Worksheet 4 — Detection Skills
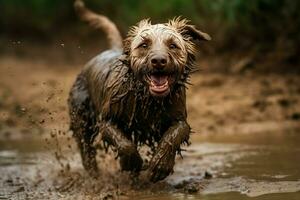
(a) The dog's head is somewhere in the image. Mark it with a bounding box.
[123,17,211,97]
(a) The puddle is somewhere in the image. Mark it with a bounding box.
[0,131,300,199]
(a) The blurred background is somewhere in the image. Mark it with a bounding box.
[0,1,300,199]
[1,0,300,72]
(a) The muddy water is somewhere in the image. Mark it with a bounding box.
[0,130,300,199]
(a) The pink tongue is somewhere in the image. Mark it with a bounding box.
[150,75,168,86]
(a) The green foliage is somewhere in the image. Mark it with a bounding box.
[0,0,299,54]
[0,0,74,36]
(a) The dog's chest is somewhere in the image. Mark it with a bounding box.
[116,94,173,143]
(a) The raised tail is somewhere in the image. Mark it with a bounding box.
[74,0,123,50]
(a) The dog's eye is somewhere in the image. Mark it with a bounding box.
[169,43,178,49]
[139,43,148,49]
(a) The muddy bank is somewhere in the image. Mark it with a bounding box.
[1,56,299,139]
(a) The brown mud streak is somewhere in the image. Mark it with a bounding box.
[70,0,210,182]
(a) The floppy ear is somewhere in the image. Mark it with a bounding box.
[182,24,211,41]
[168,17,211,41]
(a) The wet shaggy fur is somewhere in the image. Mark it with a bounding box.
[69,0,210,182]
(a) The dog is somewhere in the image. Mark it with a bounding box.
[69,0,211,182]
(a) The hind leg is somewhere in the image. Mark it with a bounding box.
[68,74,99,177]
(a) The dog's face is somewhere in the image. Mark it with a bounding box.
[124,18,211,97]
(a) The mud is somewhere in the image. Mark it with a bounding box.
[1,56,300,199]
[1,131,300,199]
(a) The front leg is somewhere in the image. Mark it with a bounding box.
[94,122,143,172]
[147,121,190,182]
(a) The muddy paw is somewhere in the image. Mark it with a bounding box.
[119,145,143,172]
[147,151,175,182]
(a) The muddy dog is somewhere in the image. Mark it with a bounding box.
[69,0,211,182]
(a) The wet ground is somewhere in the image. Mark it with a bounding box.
[0,129,300,200]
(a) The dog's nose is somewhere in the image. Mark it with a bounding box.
[151,56,167,69]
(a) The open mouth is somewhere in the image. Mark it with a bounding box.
[146,73,171,96]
